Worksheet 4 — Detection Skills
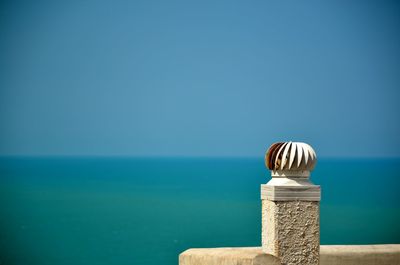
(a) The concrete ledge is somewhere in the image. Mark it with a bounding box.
[321,244,400,265]
[179,247,280,265]
[179,245,400,265]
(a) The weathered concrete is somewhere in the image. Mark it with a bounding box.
[320,244,400,265]
[261,176,320,265]
[179,247,280,265]
[262,200,320,264]
[179,245,400,265]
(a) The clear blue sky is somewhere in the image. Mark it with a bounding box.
[0,0,399,157]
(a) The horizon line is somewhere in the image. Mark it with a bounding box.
[0,154,399,160]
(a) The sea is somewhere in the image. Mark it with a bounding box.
[0,157,399,265]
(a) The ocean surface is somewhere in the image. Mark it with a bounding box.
[0,157,399,265]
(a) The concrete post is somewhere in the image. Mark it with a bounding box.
[261,142,321,265]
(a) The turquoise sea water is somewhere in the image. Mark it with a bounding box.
[0,157,399,265]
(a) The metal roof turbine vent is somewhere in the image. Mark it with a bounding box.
[265,141,317,178]
[262,141,320,201]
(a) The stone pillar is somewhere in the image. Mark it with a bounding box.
[261,142,321,265]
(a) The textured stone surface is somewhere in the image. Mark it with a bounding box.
[262,200,320,265]
[262,199,276,255]
[179,245,400,265]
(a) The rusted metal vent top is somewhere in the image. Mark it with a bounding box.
[265,142,317,171]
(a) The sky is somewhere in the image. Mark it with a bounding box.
[0,0,399,157]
